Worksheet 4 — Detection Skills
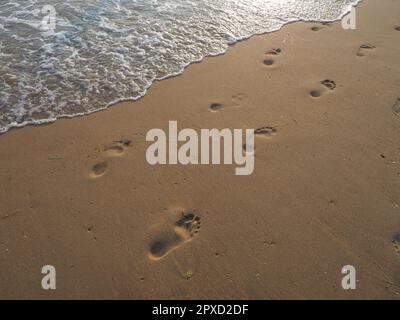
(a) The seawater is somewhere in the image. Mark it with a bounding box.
[0,0,360,133]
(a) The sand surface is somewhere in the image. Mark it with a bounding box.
[1,0,400,299]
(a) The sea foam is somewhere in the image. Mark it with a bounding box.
[0,0,360,133]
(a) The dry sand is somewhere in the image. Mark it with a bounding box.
[0,0,400,299]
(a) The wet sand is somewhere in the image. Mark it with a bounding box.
[0,0,400,299]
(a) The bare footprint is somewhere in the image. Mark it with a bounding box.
[311,22,331,32]
[242,126,277,155]
[357,44,376,57]
[149,211,201,260]
[310,79,336,98]
[103,139,132,157]
[90,162,108,178]
[392,98,400,117]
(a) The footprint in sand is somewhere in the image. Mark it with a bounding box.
[310,22,331,32]
[393,233,400,255]
[265,48,282,56]
[103,139,132,157]
[90,162,108,178]
[242,126,278,154]
[392,98,400,118]
[149,211,201,260]
[89,138,132,178]
[395,26,400,32]
[263,48,282,67]
[310,79,336,98]
[357,44,376,57]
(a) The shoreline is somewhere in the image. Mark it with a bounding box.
[1,0,400,299]
[0,1,362,135]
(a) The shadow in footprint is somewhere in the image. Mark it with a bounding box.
[310,90,323,98]
[395,26,400,31]
[393,233,400,254]
[149,211,201,260]
[90,162,108,178]
[210,103,224,112]
[263,59,274,66]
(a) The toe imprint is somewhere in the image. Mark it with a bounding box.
[265,48,282,56]
[175,211,202,238]
[321,79,336,90]
[360,44,375,49]
[148,211,201,260]
[119,139,133,147]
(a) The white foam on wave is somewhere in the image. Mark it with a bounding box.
[0,0,361,133]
